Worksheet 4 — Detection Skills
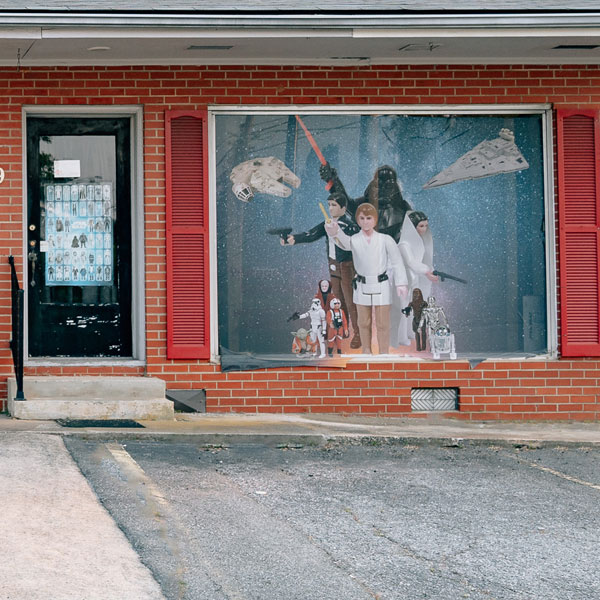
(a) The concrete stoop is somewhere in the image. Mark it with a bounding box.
[7,376,174,421]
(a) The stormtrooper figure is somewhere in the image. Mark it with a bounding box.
[297,297,327,358]
[420,296,457,360]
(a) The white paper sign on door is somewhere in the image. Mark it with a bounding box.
[54,160,81,178]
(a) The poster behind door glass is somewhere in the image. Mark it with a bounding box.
[43,182,113,286]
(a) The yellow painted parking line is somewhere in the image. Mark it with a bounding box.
[526,462,600,492]
[105,442,170,508]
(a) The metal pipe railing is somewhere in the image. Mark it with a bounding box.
[8,256,25,401]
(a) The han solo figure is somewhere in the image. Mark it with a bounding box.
[283,192,361,349]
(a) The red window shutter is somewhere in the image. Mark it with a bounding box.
[557,109,600,356]
[165,110,210,359]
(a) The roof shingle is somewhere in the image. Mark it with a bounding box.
[1,1,599,12]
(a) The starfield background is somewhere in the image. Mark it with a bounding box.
[216,113,546,357]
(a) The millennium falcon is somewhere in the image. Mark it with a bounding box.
[230,156,301,202]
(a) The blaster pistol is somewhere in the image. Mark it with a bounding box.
[267,227,293,244]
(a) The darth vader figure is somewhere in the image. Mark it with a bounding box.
[320,162,412,242]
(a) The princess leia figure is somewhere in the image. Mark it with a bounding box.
[394,210,438,347]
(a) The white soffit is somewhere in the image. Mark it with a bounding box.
[2,13,600,64]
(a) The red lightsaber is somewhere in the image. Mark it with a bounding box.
[295,115,333,191]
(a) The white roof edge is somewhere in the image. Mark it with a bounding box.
[4,12,600,29]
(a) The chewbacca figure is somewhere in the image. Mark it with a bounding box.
[402,288,428,351]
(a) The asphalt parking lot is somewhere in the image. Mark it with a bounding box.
[65,437,600,600]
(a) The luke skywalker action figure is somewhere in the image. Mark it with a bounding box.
[325,203,408,354]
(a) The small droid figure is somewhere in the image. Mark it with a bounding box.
[291,327,318,356]
[289,297,327,358]
[327,297,348,356]
[420,296,457,360]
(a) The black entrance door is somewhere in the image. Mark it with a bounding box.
[27,117,132,357]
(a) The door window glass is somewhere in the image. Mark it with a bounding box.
[27,118,131,357]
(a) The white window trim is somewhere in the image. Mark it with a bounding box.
[208,104,557,363]
[21,105,146,365]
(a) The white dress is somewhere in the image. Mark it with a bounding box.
[395,212,435,345]
[398,212,434,300]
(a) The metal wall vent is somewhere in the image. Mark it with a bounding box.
[187,45,234,51]
[552,45,600,50]
[398,43,441,53]
[166,389,206,413]
[411,388,458,412]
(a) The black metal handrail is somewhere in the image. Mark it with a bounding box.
[8,256,25,401]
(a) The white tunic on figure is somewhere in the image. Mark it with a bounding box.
[332,228,407,306]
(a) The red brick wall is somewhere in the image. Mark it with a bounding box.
[2,64,600,419]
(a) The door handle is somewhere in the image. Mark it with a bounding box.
[28,241,37,287]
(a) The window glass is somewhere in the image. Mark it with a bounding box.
[215,113,547,360]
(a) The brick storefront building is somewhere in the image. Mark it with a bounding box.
[2,3,600,419]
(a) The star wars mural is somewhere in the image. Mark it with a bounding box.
[215,112,547,360]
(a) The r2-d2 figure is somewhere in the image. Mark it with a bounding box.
[420,297,457,360]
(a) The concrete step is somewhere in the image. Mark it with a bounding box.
[7,376,174,421]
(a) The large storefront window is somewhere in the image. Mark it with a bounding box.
[215,110,548,361]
